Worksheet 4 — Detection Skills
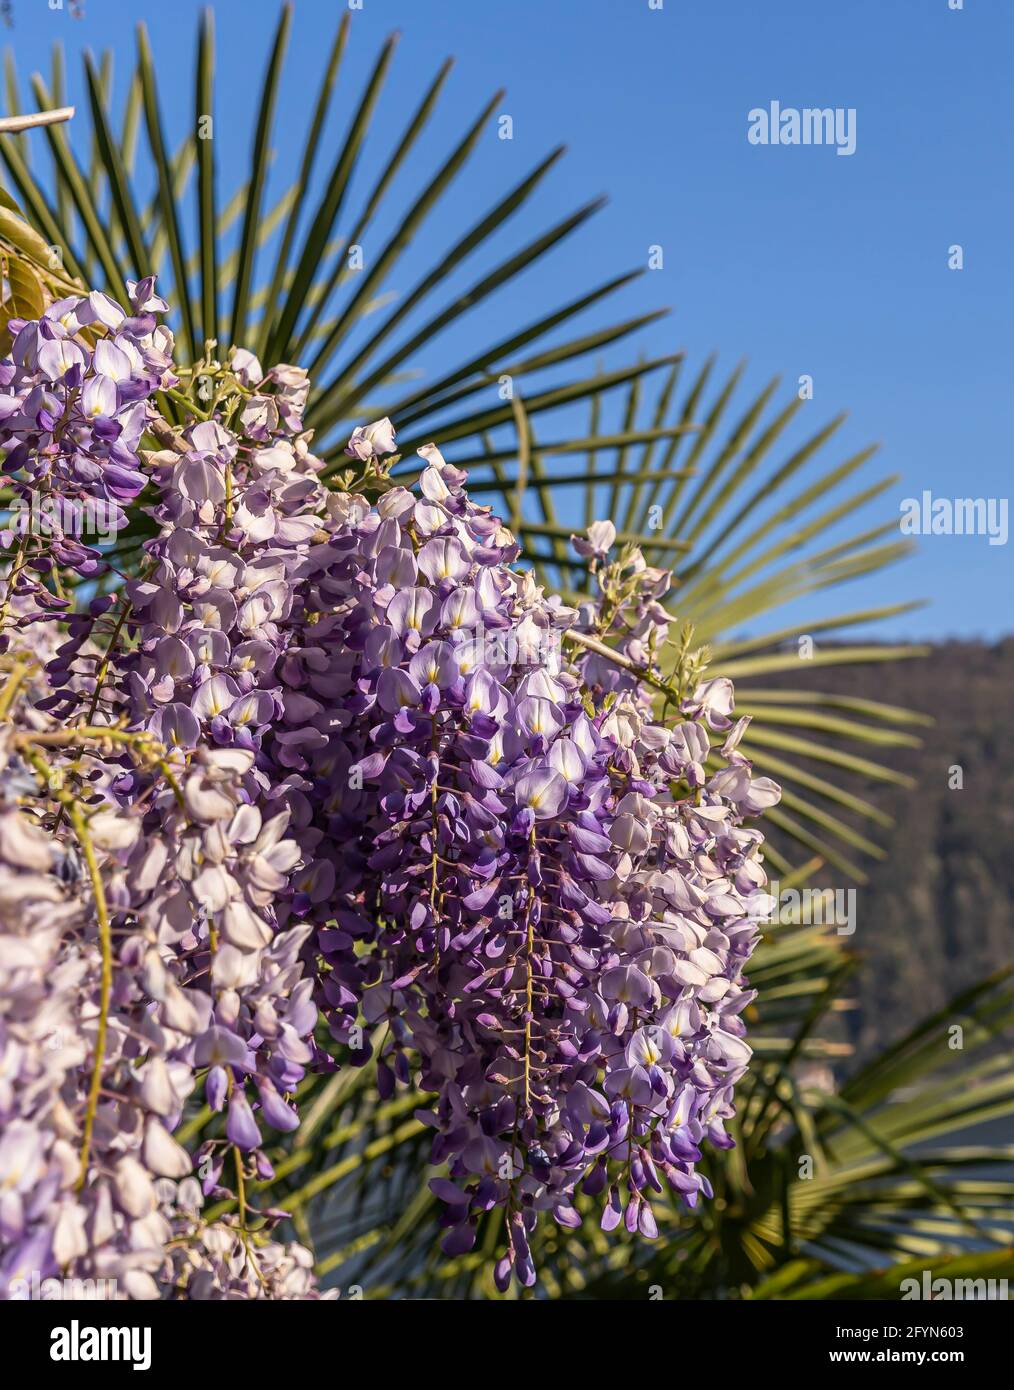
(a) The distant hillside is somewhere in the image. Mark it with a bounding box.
[755,639,1014,1057]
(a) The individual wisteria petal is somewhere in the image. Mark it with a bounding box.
[345,416,396,461]
[571,519,617,558]
[226,1092,261,1151]
[514,767,568,818]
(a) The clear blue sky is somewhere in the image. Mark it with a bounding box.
[5,0,1012,641]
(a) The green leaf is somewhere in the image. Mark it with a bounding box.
[265,31,398,364]
[229,2,290,348]
[255,12,350,358]
[137,21,198,358]
[195,8,218,346]
[28,72,126,296]
[83,53,149,278]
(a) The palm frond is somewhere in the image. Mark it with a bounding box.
[2,8,663,462]
[0,7,956,1303]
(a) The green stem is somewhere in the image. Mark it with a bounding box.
[69,801,113,1190]
[0,658,32,718]
[83,598,133,727]
[165,385,211,420]
[0,529,31,634]
[522,826,536,1113]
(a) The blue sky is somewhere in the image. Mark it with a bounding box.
[5,0,1012,640]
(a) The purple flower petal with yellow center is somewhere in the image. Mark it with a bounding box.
[409,640,458,690]
[515,695,565,742]
[387,586,436,636]
[417,535,469,583]
[149,702,201,749]
[626,1024,675,1068]
[602,964,657,1008]
[514,767,567,819]
[377,667,421,714]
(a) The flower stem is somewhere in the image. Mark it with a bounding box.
[65,798,112,1190]
[522,826,536,1114]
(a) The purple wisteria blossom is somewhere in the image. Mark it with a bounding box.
[0,281,175,632]
[0,282,780,1298]
[270,435,781,1289]
[0,303,333,1298]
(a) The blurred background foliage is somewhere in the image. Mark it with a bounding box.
[1,6,1010,1299]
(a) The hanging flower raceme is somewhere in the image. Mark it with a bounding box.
[0,725,330,1300]
[1,294,332,1299]
[0,279,780,1298]
[282,443,782,1290]
[0,279,176,632]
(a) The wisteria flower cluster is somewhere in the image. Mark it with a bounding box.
[0,281,779,1299]
[0,279,175,626]
[285,462,780,1288]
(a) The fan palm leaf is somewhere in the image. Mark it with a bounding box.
[477,383,930,883]
[1,6,974,1303]
[1,7,667,468]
